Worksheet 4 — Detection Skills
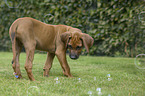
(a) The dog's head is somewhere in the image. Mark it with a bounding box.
[61,31,94,60]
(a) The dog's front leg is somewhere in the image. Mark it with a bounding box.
[43,52,55,77]
[56,51,73,77]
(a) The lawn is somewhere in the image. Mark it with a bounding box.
[0,52,144,96]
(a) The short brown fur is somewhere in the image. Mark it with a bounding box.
[9,17,94,81]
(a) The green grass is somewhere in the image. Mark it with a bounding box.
[0,52,144,96]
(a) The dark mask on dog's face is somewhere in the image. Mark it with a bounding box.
[61,31,94,60]
[67,36,83,60]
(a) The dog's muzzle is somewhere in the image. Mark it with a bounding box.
[69,54,79,60]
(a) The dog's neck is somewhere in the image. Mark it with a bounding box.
[68,27,82,33]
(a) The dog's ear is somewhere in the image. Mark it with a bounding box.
[61,32,71,48]
[81,33,94,53]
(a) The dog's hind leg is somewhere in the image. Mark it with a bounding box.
[43,52,55,77]
[12,38,23,79]
[24,41,36,81]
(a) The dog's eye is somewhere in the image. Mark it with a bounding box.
[68,45,72,49]
[76,46,82,50]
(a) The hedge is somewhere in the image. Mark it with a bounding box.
[0,0,145,57]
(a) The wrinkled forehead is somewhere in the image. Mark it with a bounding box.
[69,39,82,46]
[69,32,83,46]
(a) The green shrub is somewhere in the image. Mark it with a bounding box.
[0,0,145,57]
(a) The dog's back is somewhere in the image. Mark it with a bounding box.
[9,17,57,52]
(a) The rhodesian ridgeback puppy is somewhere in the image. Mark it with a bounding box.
[9,17,94,81]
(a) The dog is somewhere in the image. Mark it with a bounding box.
[9,17,94,81]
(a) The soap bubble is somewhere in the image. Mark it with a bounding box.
[56,80,60,84]
[96,88,102,96]
[15,75,19,78]
[54,77,59,81]
[94,77,96,81]
[4,0,22,8]
[43,14,54,23]
[13,72,19,78]
[107,74,110,78]
[87,91,92,96]
[98,91,102,96]
[78,78,81,82]
[139,12,145,22]
[135,54,145,69]
[107,78,112,81]
[107,74,112,81]
[54,77,60,84]
[96,88,101,92]
[27,86,40,96]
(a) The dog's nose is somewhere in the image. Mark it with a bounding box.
[69,54,79,60]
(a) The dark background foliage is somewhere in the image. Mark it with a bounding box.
[0,0,145,57]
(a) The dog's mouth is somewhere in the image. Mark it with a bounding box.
[69,54,79,60]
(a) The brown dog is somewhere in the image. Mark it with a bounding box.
[9,17,94,81]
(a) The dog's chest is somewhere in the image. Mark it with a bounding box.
[35,36,56,52]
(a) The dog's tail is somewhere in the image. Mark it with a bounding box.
[10,25,18,64]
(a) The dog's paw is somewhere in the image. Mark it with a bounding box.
[43,74,49,77]
[68,75,74,78]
